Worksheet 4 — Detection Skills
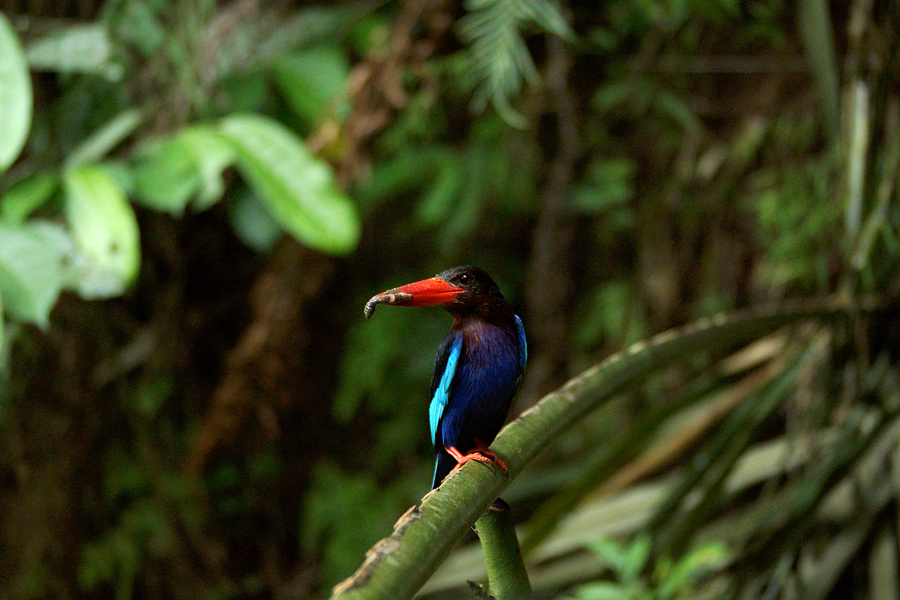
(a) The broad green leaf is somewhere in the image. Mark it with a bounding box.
[219,114,359,255]
[0,14,33,174]
[26,22,122,79]
[30,218,147,303]
[176,126,236,210]
[228,188,282,252]
[272,47,350,124]
[132,137,200,214]
[0,222,64,327]
[96,160,136,195]
[132,126,235,213]
[0,288,4,349]
[0,172,58,224]
[28,220,85,291]
[63,164,141,298]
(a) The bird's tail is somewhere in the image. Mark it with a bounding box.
[432,450,457,489]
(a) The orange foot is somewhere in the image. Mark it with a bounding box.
[447,442,508,476]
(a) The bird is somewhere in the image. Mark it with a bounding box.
[364,266,527,489]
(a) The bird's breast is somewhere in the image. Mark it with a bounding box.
[457,321,521,398]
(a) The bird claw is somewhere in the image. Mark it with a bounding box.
[446,445,509,477]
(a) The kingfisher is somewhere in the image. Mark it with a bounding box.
[364,266,527,488]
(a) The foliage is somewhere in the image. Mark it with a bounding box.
[570,534,727,600]
[219,114,359,255]
[0,13,31,173]
[1,0,899,599]
[303,462,421,585]
[456,0,572,126]
[0,4,359,334]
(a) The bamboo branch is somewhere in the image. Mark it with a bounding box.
[329,298,866,600]
[476,499,531,599]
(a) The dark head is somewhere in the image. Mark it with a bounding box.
[364,265,510,320]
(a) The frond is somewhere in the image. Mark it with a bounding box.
[457,0,571,127]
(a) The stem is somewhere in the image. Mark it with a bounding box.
[329,298,871,600]
[798,0,839,133]
[476,499,531,599]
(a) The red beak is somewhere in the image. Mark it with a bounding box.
[364,277,464,318]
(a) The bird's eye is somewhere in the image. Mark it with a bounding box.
[458,273,473,285]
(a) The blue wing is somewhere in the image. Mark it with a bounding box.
[515,315,527,375]
[430,335,463,445]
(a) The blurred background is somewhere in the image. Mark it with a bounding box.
[0,0,898,598]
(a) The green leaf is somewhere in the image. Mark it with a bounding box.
[657,542,728,597]
[457,0,572,127]
[177,126,236,210]
[228,188,283,252]
[0,172,58,224]
[26,22,122,79]
[66,109,143,168]
[0,222,64,327]
[588,536,630,578]
[28,220,88,293]
[570,581,635,600]
[132,126,236,214]
[0,13,33,174]
[132,137,201,214]
[272,47,350,124]
[622,534,652,583]
[63,164,141,298]
[219,114,359,255]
